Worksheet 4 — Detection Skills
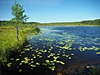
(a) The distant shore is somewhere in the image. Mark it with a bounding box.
[37,24,100,26]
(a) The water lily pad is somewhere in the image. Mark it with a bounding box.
[59,61,65,65]
[24,48,30,51]
[20,51,25,54]
[68,57,71,60]
[38,52,42,54]
[48,51,51,53]
[37,54,40,57]
[19,63,22,65]
[66,55,69,57]
[96,52,100,54]
[45,60,50,64]
[49,66,56,71]
[30,58,33,60]
[30,64,36,67]
[7,63,12,67]
[56,60,60,63]
[57,53,60,55]
[24,57,30,63]
[30,47,33,49]
[33,56,36,58]
[32,54,35,56]
[47,55,51,58]
[39,56,42,58]
[16,58,20,61]
[21,60,25,63]
[42,50,47,52]
[49,48,52,50]
[25,44,31,47]
[53,56,59,60]
[62,54,66,56]
[71,53,74,56]
[10,58,14,61]
[36,62,40,65]
[31,61,34,63]
[53,59,57,62]
[69,48,72,50]
[19,69,22,72]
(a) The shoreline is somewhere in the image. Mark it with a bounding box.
[0,25,40,75]
[38,25,100,27]
[0,40,29,75]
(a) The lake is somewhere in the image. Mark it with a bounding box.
[7,26,100,75]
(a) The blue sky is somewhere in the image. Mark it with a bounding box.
[0,0,100,23]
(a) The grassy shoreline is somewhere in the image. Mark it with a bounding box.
[0,25,38,64]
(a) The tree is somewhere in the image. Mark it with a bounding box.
[11,1,29,41]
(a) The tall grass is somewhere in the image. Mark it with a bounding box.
[0,25,38,64]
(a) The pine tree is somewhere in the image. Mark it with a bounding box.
[11,1,29,41]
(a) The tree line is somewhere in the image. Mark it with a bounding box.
[0,19,100,26]
[0,20,39,26]
[40,19,100,26]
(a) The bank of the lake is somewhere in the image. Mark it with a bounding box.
[0,25,40,63]
[0,25,40,75]
[36,22,100,26]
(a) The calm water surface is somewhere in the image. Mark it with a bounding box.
[7,26,100,75]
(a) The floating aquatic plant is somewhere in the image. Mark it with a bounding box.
[36,62,40,65]
[7,63,12,67]
[49,66,56,71]
[23,48,30,51]
[59,61,65,65]
[96,52,100,54]
[19,69,22,72]
[68,57,71,60]
[10,58,14,61]
[45,60,50,64]
[24,57,30,64]
[16,58,20,61]
[71,53,74,56]
[30,64,36,67]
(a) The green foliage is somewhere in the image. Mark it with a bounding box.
[32,27,40,35]
[80,19,100,25]
[11,1,29,41]
[11,1,29,23]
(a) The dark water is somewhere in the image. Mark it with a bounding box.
[6,26,100,75]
